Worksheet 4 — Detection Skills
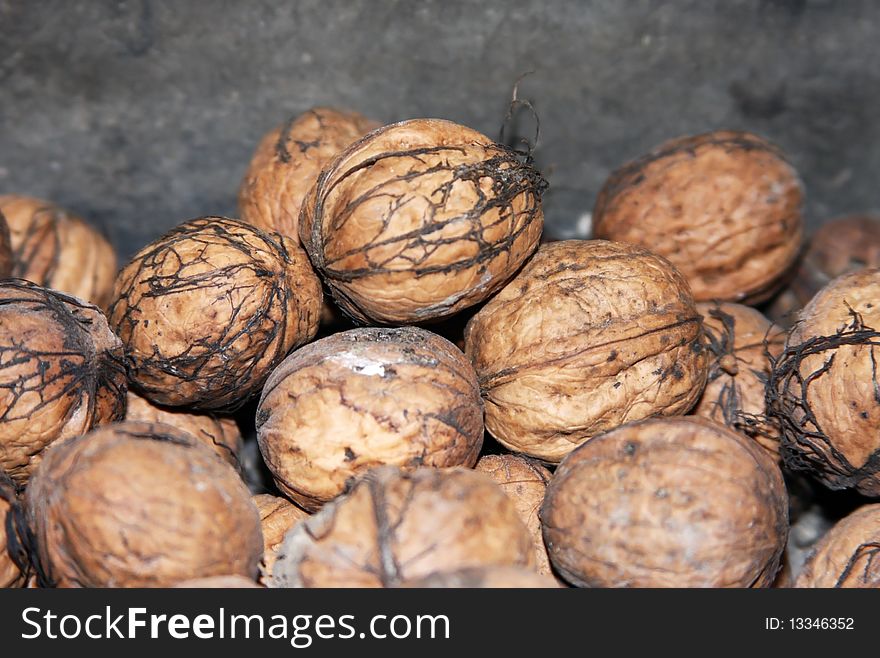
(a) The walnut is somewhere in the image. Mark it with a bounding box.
[0,211,12,278]
[0,195,117,308]
[25,421,263,588]
[692,302,784,454]
[767,269,880,495]
[257,327,483,510]
[0,280,126,484]
[475,454,553,576]
[795,504,880,588]
[400,566,559,588]
[541,417,788,587]
[108,216,321,410]
[593,131,803,303]
[253,493,308,583]
[269,467,535,588]
[125,391,242,467]
[1,470,26,588]
[239,107,379,242]
[464,240,709,462]
[299,118,546,324]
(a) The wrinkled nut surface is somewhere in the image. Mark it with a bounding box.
[239,107,379,242]
[768,269,880,495]
[299,118,546,324]
[0,195,117,308]
[0,211,12,277]
[693,302,784,454]
[542,417,788,588]
[26,421,263,588]
[109,216,321,410]
[593,131,803,303]
[400,566,559,588]
[465,240,709,462]
[795,504,880,588]
[0,280,127,484]
[1,471,25,588]
[254,493,308,583]
[125,391,242,467]
[257,327,483,509]
[269,466,535,588]
[174,575,261,588]
[475,454,553,576]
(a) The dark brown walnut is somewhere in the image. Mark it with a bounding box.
[0,211,12,278]
[25,421,263,588]
[108,216,321,410]
[0,279,126,484]
[767,269,880,496]
[593,131,803,303]
[542,417,788,588]
[299,118,546,324]
[257,327,483,509]
[475,454,553,576]
[464,240,709,462]
[269,466,535,588]
[125,391,242,467]
[400,566,559,588]
[0,195,117,308]
[1,471,26,588]
[692,302,784,454]
[253,493,308,583]
[795,504,880,588]
[239,107,380,242]
[174,575,261,588]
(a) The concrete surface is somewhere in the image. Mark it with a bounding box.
[1,0,879,257]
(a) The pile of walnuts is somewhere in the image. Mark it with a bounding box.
[3,109,879,590]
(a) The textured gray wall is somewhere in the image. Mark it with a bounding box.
[1,0,879,258]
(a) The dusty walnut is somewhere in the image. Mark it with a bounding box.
[257,327,483,509]
[299,118,546,324]
[542,417,788,587]
[795,504,880,588]
[108,216,321,410]
[692,302,784,454]
[400,566,559,588]
[239,107,379,242]
[25,421,263,588]
[0,280,126,484]
[768,269,880,495]
[593,131,803,303]
[475,454,553,576]
[125,391,242,467]
[464,240,709,462]
[269,466,535,588]
[253,493,308,583]
[0,195,117,308]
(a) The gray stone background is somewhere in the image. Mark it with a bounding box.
[1,0,878,258]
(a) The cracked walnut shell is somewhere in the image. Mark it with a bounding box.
[299,118,546,324]
[0,280,126,484]
[108,216,321,410]
[239,107,380,242]
[464,240,709,462]
[593,131,803,303]
[257,327,483,510]
[268,466,535,588]
[25,421,262,588]
[541,417,788,587]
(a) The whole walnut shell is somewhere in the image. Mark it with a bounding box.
[692,302,784,454]
[253,493,308,583]
[239,107,380,242]
[269,466,535,588]
[0,195,117,308]
[768,269,880,495]
[125,391,242,467]
[464,240,709,462]
[1,471,25,588]
[542,417,788,588]
[0,211,12,278]
[299,118,546,324]
[795,504,880,588]
[475,454,553,576]
[108,216,321,410]
[400,566,559,588]
[593,131,803,303]
[25,421,263,588]
[0,280,126,484]
[257,327,483,509]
